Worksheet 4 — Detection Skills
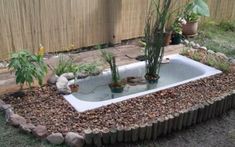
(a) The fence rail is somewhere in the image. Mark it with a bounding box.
[0,0,235,59]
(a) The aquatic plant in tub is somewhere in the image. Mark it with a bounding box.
[144,0,172,84]
[101,50,126,93]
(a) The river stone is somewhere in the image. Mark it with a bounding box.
[47,74,58,84]
[33,125,48,138]
[20,123,36,133]
[65,132,85,147]
[189,41,196,47]
[56,76,71,94]
[199,46,207,51]
[0,99,5,108]
[9,114,27,127]
[193,43,200,49]
[208,50,215,55]
[5,108,14,122]
[47,133,64,145]
[183,39,189,45]
[216,52,228,60]
[61,72,75,80]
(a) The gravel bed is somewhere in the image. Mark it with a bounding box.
[1,72,235,135]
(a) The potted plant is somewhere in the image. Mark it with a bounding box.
[101,50,125,93]
[182,0,210,36]
[171,17,185,44]
[144,0,172,84]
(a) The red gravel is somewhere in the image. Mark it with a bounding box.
[1,72,235,135]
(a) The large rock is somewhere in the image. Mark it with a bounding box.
[32,125,48,138]
[56,76,71,94]
[5,108,14,122]
[61,73,75,80]
[47,133,64,145]
[47,74,58,84]
[65,132,85,147]
[215,52,228,60]
[20,123,36,133]
[9,114,26,127]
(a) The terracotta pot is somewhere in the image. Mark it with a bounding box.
[69,84,79,93]
[164,31,172,46]
[182,21,198,36]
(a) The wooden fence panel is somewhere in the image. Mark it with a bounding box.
[0,0,234,59]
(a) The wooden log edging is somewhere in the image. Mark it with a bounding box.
[84,91,235,146]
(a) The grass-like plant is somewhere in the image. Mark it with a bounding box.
[144,0,172,83]
[8,50,47,89]
[100,50,121,85]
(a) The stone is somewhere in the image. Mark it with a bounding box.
[47,74,58,84]
[9,114,27,127]
[183,39,189,45]
[1,104,11,110]
[228,129,235,141]
[189,41,196,47]
[20,123,36,133]
[47,133,64,145]
[61,72,75,80]
[207,50,215,55]
[0,62,5,68]
[65,132,85,147]
[32,125,48,138]
[216,52,228,60]
[56,76,71,94]
[5,108,14,122]
[230,59,235,65]
[0,100,6,110]
[199,46,207,51]
[193,43,200,49]
[77,73,88,79]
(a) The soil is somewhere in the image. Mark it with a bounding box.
[1,72,235,135]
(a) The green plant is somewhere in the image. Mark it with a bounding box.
[53,55,78,76]
[100,50,121,84]
[183,0,210,22]
[144,0,172,82]
[8,50,47,89]
[206,55,230,72]
[218,21,235,32]
[191,51,201,61]
[77,62,100,75]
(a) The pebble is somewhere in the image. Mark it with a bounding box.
[189,41,196,47]
[193,43,200,49]
[47,133,64,145]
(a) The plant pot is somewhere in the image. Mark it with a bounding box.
[164,31,172,46]
[171,33,182,44]
[144,73,160,84]
[109,83,125,93]
[69,84,79,93]
[182,21,198,36]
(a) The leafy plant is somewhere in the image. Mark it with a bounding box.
[77,62,100,75]
[100,50,121,84]
[144,0,172,82]
[8,50,47,89]
[218,21,235,32]
[53,55,78,76]
[183,0,210,22]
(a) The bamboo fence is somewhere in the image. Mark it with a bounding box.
[0,0,234,59]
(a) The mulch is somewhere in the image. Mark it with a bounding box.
[1,72,235,135]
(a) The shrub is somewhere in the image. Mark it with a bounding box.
[8,50,47,89]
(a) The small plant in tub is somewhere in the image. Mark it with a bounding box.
[101,50,125,93]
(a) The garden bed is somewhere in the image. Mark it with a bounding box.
[1,70,235,139]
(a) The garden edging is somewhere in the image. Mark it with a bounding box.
[0,90,235,147]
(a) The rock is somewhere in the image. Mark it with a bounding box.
[5,108,14,122]
[230,59,235,65]
[183,39,189,45]
[47,74,58,84]
[228,129,235,141]
[20,123,36,133]
[61,73,75,80]
[189,41,196,47]
[0,62,5,68]
[199,46,207,51]
[65,132,85,147]
[193,43,200,49]
[33,125,48,138]
[56,76,71,94]
[207,50,215,55]
[1,104,11,110]
[215,52,228,60]
[0,100,6,109]
[77,73,88,79]
[47,133,64,145]
[9,114,27,127]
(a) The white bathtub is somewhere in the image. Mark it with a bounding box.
[64,54,221,112]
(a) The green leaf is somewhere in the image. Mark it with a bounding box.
[192,0,210,17]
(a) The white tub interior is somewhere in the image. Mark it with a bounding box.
[64,54,221,112]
